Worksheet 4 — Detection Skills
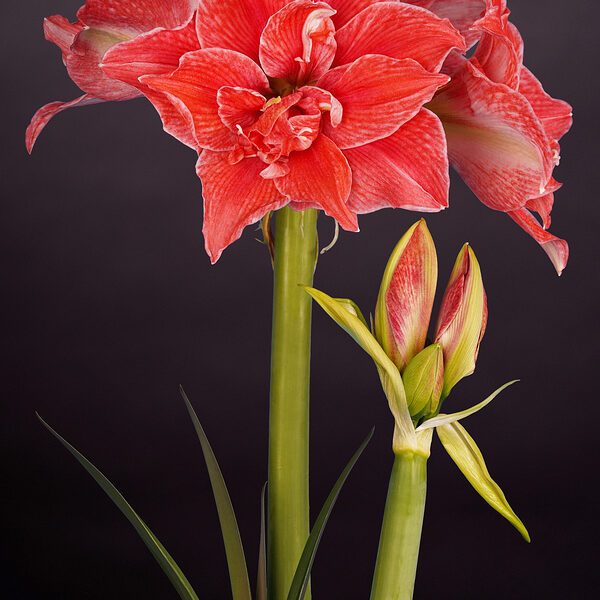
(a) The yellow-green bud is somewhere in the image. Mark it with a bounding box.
[403,343,444,419]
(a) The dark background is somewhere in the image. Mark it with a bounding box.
[2,1,599,598]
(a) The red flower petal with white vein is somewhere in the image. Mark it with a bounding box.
[319,55,448,149]
[508,208,569,276]
[326,0,376,28]
[196,0,288,62]
[26,95,104,154]
[259,0,337,86]
[77,0,197,35]
[274,135,358,231]
[334,2,465,72]
[431,59,554,212]
[198,151,287,263]
[344,108,449,213]
[518,67,573,143]
[141,49,271,151]
[100,16,201,148]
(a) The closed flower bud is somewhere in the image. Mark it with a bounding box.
[403,344,444,419]
[434,244,487,397]
[375,220,438,372]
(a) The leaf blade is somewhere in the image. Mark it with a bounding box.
[180,388,252,600]
[256,483,268,600]
[286,428,375,600]
[416,380,519,431]
[37,414,200,600]
[437,421,530,542]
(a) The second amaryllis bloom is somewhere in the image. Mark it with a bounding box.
[421,0,573,274]
[26,0,200,152]
[100,0,465,262]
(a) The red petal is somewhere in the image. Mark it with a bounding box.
[318,55,448,149]
[77,0,197,35]
[141,49,270,151]
[259,0,337,85]
[525,191,555,230]
[44,15,83,58]
[518,67,573,143]
[198,152,287,263]
[472,21,523,89]
[407,0,487,48]
[274,135,358,231]
[344,108,449,213]
[217,87,267,131]
[431,59,554,212]
[26,95,103,154]
[334,2,465,72]
[100,16,201,148]
[325,0,377,28]
[507,208,569,276]
[196,0,288,62]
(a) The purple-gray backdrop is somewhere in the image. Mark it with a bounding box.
[2,1,599,598]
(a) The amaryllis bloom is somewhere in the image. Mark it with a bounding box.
[422,0,573,274]
[26,0,200,153]
[103,0,466,262]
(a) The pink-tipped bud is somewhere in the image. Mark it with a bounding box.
[375,220,438,372]
[434,244,487,397]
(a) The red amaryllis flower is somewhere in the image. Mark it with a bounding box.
[103,0,465,262]
[421,0,573,274]
[26,0,200,153]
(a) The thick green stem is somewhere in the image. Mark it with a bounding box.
[370,452,428,600]
[268,207,318,600]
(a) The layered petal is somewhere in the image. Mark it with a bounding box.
[326,0,377,28]
[375,220,438,372]
[77,0,197,35]
[518,67,573,143]
[100,16,201,148]
[26,95,104,154]
[434,244,487,397]
[259,0,337,86]
[430,59,554,212]
[344,108,449,213]
[319,54,448,149]
[44,14,83,58]
[196,0,288,62]
[472,20,523,89]
[198,151,287,263]
[407,0,487,48]
[274,135,358,231]
[507,208,569,276]
[141,49,271,151]
[334,2,465,72]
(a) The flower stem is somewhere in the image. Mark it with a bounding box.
[370,451,428,600]
[268,206,318,600]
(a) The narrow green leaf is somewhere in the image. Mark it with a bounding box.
[180,387,252,600]
[416,380,519,432]
[437,421,530,542]
[286,428,375,600]
[256,483,268,600]
[36,414,199,600]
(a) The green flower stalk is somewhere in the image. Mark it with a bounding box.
[268,207,318,600]
[306,220,529,600]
